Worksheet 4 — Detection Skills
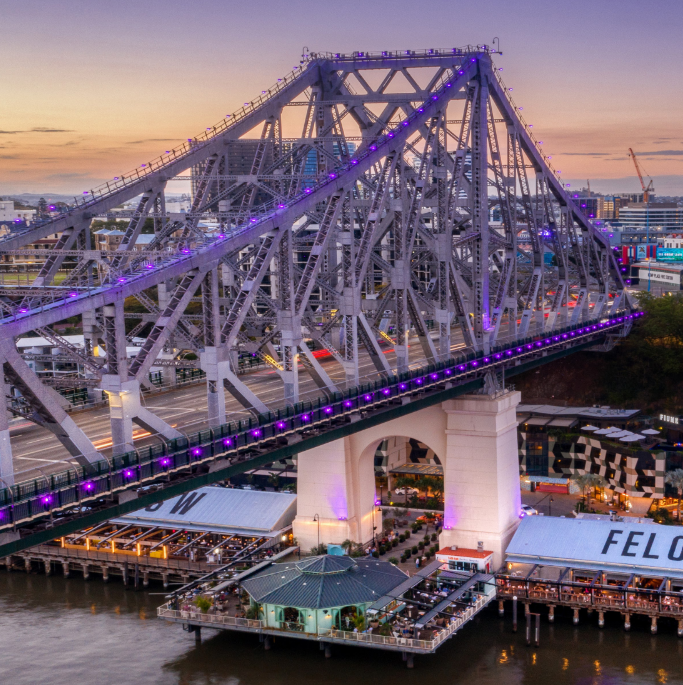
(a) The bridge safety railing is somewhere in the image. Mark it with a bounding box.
[310,45,495,61]
[0,311,641,530]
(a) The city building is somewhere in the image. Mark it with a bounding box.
[617,203,683,232]
[241,555,407,633]
[517,404,666,511]
[573,195,604,220]
[94,229,155,251]
[498,516,683,635]
[11,486,297,587]
[661,234,683,249]
[0,200,36,223]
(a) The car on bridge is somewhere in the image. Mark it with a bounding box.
[520,504,538,517]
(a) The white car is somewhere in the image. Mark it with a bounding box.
[395,487,419,496]
[521,504,538,517]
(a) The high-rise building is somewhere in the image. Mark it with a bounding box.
[617,203,683,231]
[571,194,604,220]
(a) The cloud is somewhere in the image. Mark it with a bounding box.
[126,138,178,145]
[638,149,683,156]
[0,127,74,135]
[30,127,74,133]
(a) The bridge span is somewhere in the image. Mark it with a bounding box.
[0,45,634,556]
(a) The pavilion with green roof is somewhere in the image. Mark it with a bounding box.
[241,555,407,634]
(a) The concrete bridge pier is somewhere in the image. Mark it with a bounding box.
[548,606,555,623]
[598,611,605,628]
[102,566,109,583]
[677,619,683,637]
[292,390,522,569]
[44,560,51,576]
[651,616,658,634]
[62,561,70,579]
[24,558,31,573]
[438,391,522,566]
[81,564,90,580]
[100,377,182,456]
[624,614,631,631]
[573,608,580,625]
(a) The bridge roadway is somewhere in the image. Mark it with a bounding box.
[0,312,639,558]
[9,333,469,480]
[8,312,569,478]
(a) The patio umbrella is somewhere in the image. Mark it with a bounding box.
[581,425,599,431]
[606,431,632,439]
[641,429,661,435]
[594,428,617,434]
[621,434,646,442]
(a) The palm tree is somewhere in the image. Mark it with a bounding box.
[666,469,683,523]
[394,476,416,507]
[431,476,444,503]
[341,539,355,555]
[572,473,607,508]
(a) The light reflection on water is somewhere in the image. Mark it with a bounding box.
[1,571,682,685]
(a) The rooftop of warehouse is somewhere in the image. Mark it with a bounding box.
[112,486,297,537]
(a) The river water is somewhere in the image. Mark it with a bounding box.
[1,571,682,685]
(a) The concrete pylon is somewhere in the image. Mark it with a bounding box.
[439,391,522,568]
[293,390,522,567]
[100,376,182,455]
[200,347,228,428]
[0,377,13,486]
[292,436,375,550]
[199,349,268,420]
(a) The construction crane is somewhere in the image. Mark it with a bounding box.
[628,148,655,202]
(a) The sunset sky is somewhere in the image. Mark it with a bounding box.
[1,0,681,196]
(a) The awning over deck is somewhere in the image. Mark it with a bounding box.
[366,560,442,614]
[112,486,297,537]
[389,464,443,476]
[506,516,683,580]
[415,573,494,627]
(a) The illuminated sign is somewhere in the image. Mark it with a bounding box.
[638,269,681,285]
[660,414,681,426]
[657,248,683,262]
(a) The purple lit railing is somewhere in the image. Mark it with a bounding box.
[0,310,640,529]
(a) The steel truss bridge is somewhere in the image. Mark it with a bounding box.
[0,46,633,555]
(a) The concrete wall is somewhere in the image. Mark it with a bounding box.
[293,391,522,568]
[439,391,522,568]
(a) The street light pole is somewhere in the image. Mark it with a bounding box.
[313,513,320,553]
[549,496,554,517]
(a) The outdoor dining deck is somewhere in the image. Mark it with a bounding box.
[497,569,683,635]
[158,592,494,654]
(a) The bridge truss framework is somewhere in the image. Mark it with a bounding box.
[0,46,628,487]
